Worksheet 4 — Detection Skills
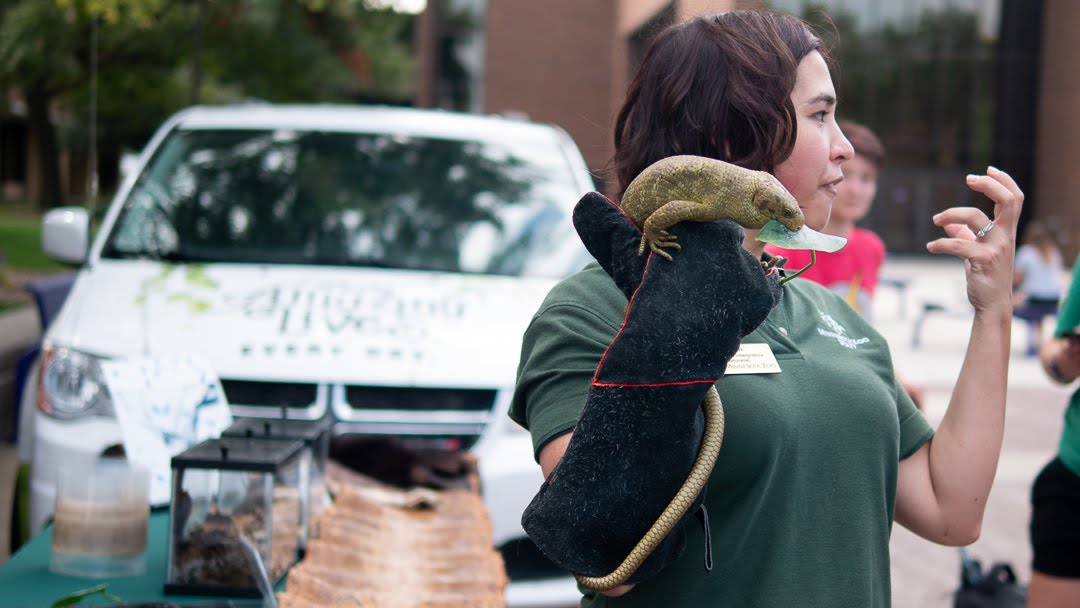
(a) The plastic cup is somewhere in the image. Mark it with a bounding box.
[50,459,150,578]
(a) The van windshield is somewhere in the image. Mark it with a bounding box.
[101,128,589,277]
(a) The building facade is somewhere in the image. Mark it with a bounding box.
[482,0,750,192]
[436,0,1080,257]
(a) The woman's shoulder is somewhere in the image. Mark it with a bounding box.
[534,262,626,323]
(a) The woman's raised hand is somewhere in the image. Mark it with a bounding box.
[926,166,1024,316]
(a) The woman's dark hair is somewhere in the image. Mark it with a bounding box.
[612,10,827,199]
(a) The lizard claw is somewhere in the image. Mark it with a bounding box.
[648,244,673,260]
[639,230,681,261]
[649,242,676,262]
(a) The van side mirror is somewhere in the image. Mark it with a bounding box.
[42,206,90,265]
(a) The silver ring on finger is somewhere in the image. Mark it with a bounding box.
[975,220,995,238]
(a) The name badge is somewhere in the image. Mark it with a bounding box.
[725,343,782,375]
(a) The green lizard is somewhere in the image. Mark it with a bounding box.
[620,154,804,262]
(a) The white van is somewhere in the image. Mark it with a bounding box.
[19,104,590,605]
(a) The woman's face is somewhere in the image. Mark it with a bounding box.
[772,51,853,231]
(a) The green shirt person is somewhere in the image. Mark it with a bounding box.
[511,8,1023,606]
[1029,257,1080,606]
[511,262,932,606]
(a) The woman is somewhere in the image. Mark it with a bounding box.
[1013,219,1064,356]
[509,9,1021,606]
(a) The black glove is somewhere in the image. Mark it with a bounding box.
[521,192,782,584]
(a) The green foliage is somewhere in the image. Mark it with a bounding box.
[0,1,82,92]
[49,582,122,607]
[351,6,418,101]
[801,3,996,170]
[55,0,169,26]
[756,219,846,253]
[199,0,357,103]
[0,0,419,206]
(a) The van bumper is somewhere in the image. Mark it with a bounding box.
[506,578,581,607]
[478,432,580,607]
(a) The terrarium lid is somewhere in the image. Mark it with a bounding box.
[221,416,332,445]
[171,437,305,471]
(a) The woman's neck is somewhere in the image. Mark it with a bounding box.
[742,229,766,258]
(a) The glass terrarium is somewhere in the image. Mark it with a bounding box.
[165,437,304,597]
[221,416,333,549]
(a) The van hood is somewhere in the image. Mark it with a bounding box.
[50,260,562,387]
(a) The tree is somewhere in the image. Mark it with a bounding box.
[0,0,417,208]
[802,3,994,169]
[797,3,997,253]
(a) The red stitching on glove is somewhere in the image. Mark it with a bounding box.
[592,250,656,383]
[592,378,719,389]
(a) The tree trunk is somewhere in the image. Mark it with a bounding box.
[26,83,65,209]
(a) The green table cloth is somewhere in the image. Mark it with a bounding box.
[0,509,279,606]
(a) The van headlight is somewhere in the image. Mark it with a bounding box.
[36,346,114,419]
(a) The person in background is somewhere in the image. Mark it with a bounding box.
[510,8,1022,606]
[766,119,925,407]
[1013,219,1065,357]
[1029,256,1080,607]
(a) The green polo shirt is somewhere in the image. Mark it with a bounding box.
[510,262,933,607]
[1053,260,1080,477]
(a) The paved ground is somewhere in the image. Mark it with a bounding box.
[0,254,1069,601]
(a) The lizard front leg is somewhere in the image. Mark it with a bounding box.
[639,200,726,261]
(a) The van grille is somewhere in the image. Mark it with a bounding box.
[343,386,496,412]
[217,381,496,439]
[334,385,497,442]
[220,379,319,407]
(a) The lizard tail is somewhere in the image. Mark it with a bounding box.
[575,386,724,591]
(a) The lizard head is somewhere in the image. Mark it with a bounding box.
[753,172,804,231]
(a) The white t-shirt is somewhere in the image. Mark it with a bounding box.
[1015,244,1063,300]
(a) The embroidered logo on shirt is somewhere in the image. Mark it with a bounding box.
[816,309,870,349]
